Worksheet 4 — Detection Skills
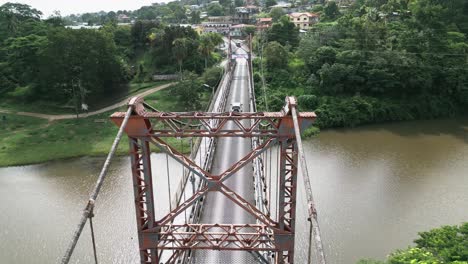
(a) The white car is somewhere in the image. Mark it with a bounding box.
[231,102,243,112]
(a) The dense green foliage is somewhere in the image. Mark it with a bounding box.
[0,3,126,108]
[267,16,300,48]
[254,0,468,129]
[0,2,224,112]
[357,222,468,264]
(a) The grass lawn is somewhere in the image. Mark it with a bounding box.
[0,81,170,115]
[145,86,211,112]
[129,81,171,94]
[0,86,206,167]
[0,99,76,115]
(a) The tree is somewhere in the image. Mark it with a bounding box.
[206,32,223,47]
[358,223,468,264]
[39,28,126,103]
[323,1,341,20]
[235,0,244,7]
[269,7,284,22]
[264,41,288,69]
[167,2,187,23]
[3,34,48,99]
[207,3,224,16]
[0,3,42,20]
[243,25,257,37]
[131,20,160,49]
[202,66,223,87]
[388,248,442,264]
[172,72,202,110]
[266,0,277,8]
[199,34,216,68]
[173,38,189,74]
[267,16,299,48]
[0,3,42,39]
[298,95,319,110]
[45,11,64,27]
[190,10,201,24]
[414,223,468,262]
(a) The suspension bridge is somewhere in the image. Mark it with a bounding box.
[61,37,326,264]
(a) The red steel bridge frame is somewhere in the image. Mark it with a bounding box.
[111,96,316,264]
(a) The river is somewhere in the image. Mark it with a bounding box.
[1,118,467,263]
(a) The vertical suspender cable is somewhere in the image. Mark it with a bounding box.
[181,140,187,223]
[89,209,98,264]
[275,146,279,221]
[166,153,172,211]
[290,105,326,264]
[190,138,195,195]
[61,106,133,264]
[268,147,272,215]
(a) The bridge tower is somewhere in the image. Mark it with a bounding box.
[111,96,316,264]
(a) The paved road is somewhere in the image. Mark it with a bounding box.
[0,83,174,121]
[193,50,258,263]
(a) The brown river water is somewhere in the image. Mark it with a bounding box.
[1,118,467,263]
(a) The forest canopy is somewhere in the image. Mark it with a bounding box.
[254,0,468,128]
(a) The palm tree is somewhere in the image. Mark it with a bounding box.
[172,38,188,75]
[198,35,215,69]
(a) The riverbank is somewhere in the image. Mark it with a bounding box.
[0,86,210,167]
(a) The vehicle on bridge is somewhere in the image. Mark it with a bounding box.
[231,102,243,112]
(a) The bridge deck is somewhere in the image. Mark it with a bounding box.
[193,57,257,263]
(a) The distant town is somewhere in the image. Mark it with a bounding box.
[63,0,347,36]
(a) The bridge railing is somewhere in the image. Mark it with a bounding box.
[247,35,327,264]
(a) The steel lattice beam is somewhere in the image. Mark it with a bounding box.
[111,111,316,138]
[142,224,292,251]
[128,138,158,264]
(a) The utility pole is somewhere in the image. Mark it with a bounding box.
[228,35,232,70]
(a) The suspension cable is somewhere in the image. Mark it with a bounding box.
[290,105,327,264]
[61,106,133,264]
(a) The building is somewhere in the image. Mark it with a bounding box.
[207,16,232,23]
[230,24,247,37]
[270,2,292,12]
[201,16,232,35]
[233,8,251,24]
[256,17,272,31]
[117,14,131,23]
[288,12,320,30]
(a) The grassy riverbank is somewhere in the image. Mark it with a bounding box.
[0,81,169,115]
[0,87,210,167]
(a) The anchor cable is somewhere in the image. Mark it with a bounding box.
[61,106,133,264]
[291,105,327,264]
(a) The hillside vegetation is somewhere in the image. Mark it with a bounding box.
[0,2,224,113]
[254,0,468,128]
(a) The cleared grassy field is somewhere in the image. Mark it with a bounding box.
[0,86,208,167]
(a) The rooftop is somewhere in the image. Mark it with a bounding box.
[289,12,320,18]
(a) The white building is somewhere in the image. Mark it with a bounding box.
[288,12,320,30]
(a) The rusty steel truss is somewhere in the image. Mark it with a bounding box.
[111,96,316,264]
